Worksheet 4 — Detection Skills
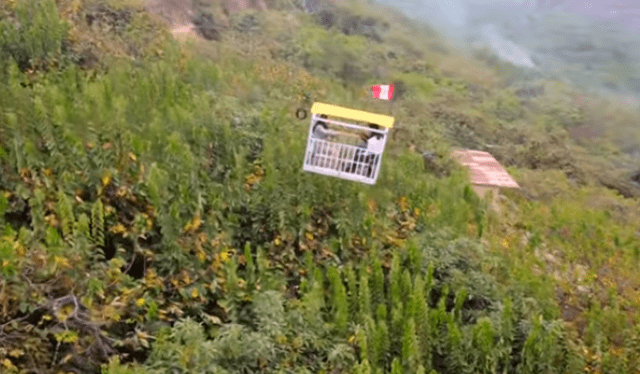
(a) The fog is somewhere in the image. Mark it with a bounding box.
[374,0,640,105]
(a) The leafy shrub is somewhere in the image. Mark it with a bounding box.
[193,12,220,41]
[84,3,132,35]
[389,72,436,99]
[232,12,261,34]
[0,0,70,71]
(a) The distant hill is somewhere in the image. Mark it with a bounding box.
[374,0,640,106]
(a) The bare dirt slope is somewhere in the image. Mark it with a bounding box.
[170,24,197,40]
[145,0,268,37]
[145,0,194,28]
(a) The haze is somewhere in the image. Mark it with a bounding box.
[373,0,640,105]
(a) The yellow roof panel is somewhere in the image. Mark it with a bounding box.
[310,102,395,128]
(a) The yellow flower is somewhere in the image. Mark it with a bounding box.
[56,304,74,322]
[220,251,229,262]
[8,349,24,358]
[3,358,14,369]
[398,196,408,212]
[101,172,111,186]
[184,215,202,233]
[609,346,624,357]
[110,224,126,235]
[54,256,71,269]
[501,238,509,248]
[197,251,206,262]
[191,288,199,298]
[305,232,314,241]
[136,298,145,307]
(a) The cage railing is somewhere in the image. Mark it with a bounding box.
[303,113,389,184]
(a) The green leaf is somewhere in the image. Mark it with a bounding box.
[19,302,30,314]
[147,301,159,320]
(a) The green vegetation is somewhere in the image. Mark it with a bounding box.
[1,0,640,373]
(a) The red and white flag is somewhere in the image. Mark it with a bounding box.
[372,84,394,100]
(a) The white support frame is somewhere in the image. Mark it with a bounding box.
[303,114,389,185]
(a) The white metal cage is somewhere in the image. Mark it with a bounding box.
[303,113,390,185]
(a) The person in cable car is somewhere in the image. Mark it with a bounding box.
[350,124,383,177]
[364,124,384,153]
[310,114,332,167]
[312,115,330,139]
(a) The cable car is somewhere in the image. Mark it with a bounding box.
[303,102,394,185]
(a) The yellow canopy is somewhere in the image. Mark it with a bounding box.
[310,102,395,129]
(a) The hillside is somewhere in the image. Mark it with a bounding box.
[1,0,640,373]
